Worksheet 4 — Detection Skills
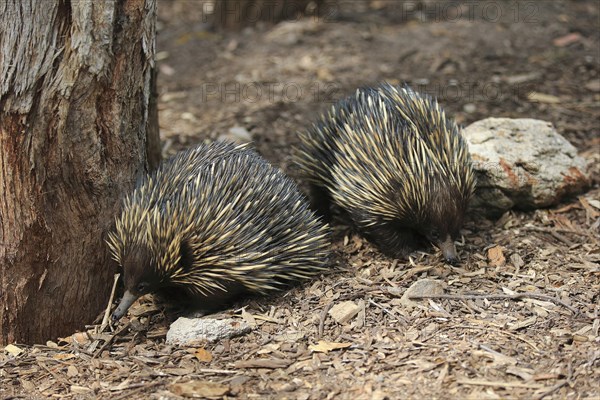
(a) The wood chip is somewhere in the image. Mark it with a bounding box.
[4,344,24,356]
[328,301,360,324]
[527,92,561,104]
[234,358,293,369]
[194,348,213,363]
[553,32,582,47]
[508,316,537,331]
[457,379,544,389]
[509,253,525,268]
[67,365,79,377]
[487,246,506,267]
[70,385,92,394]
[170,381,230,398]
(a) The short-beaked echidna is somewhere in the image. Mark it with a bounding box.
[295,83,475,263]
[108,141,330,320]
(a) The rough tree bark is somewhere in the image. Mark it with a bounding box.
[0,0,160,344]
[212,0,322,30]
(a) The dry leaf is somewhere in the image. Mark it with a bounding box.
[70,385,91,394]
[4,344,23,357]
[129,303,160,317]
[241,309,257,327]
[579,197,600,218]
[20,379,35,391]
[252,314,281,323]
[194,348,213,363]
[170,381,229,398]
[309,340,352,354]
[506,366,534,381]
[71,332,91,345]
[586,199,600,210]
[52,353,77,361]
[487,246,506,267]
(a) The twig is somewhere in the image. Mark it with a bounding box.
[99,273,121,333]
[421,324,541,352]
[318,301,335,338]
[92,321,131,358]
[457,379,543,389]
[112,382,163,400]
[368,299,407,324]
[524,226,589,237]
[533,380,568,400]
[37,360,72,390]
[110,381,163,392]
[408,293,578,314]
[317,288,379,338]
[198,368,239,375]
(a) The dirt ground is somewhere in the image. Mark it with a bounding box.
[2,1,599,399]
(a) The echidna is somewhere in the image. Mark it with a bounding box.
[108,141,330,320]
[295,83,475,263]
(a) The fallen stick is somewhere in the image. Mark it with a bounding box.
[99,273,121,333]
[408,292,578,314]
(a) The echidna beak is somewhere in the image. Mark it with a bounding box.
[112,290,139,321]
[439,236,459,265]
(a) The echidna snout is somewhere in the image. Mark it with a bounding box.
[112,244,157,320]
[112,290,138,320]
[438,236,459,265]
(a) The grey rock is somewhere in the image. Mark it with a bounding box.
[399,279,445,309]
[463,118,590,218]
[166,317,252,345]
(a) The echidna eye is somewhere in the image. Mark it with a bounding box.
[137,282,149,294]
[427,231,440,242]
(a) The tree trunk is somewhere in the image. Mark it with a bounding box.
[212,0,321,30]
[0,0,160,345]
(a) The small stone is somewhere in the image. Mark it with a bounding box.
[166,317,252,345]
[156,51,169,61]
[585,79,600,92]
[463,103,476,113]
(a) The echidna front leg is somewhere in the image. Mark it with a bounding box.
[360,222,421,259]
[309,183,332,221]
